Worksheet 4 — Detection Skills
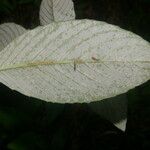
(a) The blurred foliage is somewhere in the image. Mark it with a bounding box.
[0,0,150,150]
[0,0,41,13]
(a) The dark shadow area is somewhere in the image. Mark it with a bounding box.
[0,0,150,149]
[89,94,127,124]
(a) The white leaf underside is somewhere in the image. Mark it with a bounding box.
[0,23,26,51]
[0,19,149,103]
[40,0,76,25]
[115,119,127,131]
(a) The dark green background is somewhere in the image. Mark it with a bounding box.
[0,0,150,150]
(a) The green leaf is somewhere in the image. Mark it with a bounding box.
[7,133,50,150]
[0,0,14,13]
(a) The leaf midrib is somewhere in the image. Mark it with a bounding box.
[0,59,149,72]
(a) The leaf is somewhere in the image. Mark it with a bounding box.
[0,19,149,103]
[40,0,76,25]
[115,119,127,131]
[0,23,26,51]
